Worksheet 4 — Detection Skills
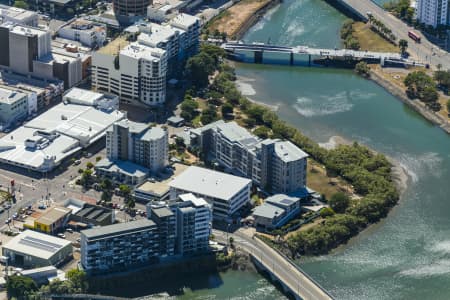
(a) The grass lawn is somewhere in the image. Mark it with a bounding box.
[353,22,398,53]
[306,159,352,201]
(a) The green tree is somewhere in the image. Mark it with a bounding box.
[7,275,37,299]
[355,61,370,77]
[180,95,199,121]
[399,39,408,55]
[253,126,271,139]
[221,102,233,116]
[328,192,350,213]
[320,207,335,218]
[86,162,94,169]
[185,53,215,87]
[13,0,29,9]
[200,104,218,125]
[66,269,88,293]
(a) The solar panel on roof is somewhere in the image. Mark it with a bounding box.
[19,239,58,253]
[24,236,63,249]
[280,199,294,205]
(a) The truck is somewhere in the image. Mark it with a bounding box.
[408,31,421,43]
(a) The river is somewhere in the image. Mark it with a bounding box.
[233,0,450,299]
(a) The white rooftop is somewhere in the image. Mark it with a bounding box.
[3,230,71,260]
[138,23,181,48]
[169,166,251,201]
[179,193,208,207]
[121,42,166,61]
[170,13,199,29]
[0,92,125,171]
[0,87,27,104]
[275,140,309,162]
[5,23,48,36]
[63,88,104,105]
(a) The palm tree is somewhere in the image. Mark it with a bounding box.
[399,39,408,55]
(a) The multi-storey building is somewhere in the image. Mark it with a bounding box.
[0,22,84,89]
[169,166,252,221]
[0,5,38,27]
[113,0,151,17]
[147,205,176,258]
[58,19,106,48]
[172,193,212,255]
[0,87,30,130]
[417,0,449,27]
[105,119,168,172]
[170,13,200,56]
[191,121,308,194]
[80,219,160,274]
[92,14,199,106]
[92,38,167,106]
[147,193,212,255]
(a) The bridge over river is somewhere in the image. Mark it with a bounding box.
[222,42,424,67]
[213,229,334,300]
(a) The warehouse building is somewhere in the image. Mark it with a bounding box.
[2,230,73,268]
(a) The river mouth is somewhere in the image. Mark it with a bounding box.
[231,0,450,299]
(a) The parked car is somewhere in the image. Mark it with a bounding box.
[66,228,73,233]
[57,233,66,239]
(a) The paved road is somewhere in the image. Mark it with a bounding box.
[342,0,450,70]
[213,229,333,300]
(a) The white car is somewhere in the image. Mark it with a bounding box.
[57,233,66,239]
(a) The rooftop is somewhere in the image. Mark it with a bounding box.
[152,207,174,218]
[169,166,251,201]
[179,193,209,207]
[63,88,104,105]
[82,219,156,240]
[114,119,148,135]
[0,5,37,22]
[265,194,300,208]
[3,230,71,260]
[253,203,285,219]
[0,87,27,104]
[98,35,130,55]
[140,126,166,141]
[274,140,309,162]
[0,94,125,171]
[170,13,199,29]
[36,207,72,226]
[95,158,149,178]
[121,42,166,61]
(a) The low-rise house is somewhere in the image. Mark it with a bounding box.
[24,207,72,234]
[253,194,301,231]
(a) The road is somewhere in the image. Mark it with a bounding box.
[342,0,450,70]
[213,229,333,300]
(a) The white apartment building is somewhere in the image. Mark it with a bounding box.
[191,121,308,194]
[58,19,106,48]
[105,119,168,173]
[80,219,160,274]
[92,14,199,106]
[417,0,449,27]
[169,166,252,221]
[170,13,200,54]
[92,40,168,106]
[148,193,212,255]
[174,193,212,255]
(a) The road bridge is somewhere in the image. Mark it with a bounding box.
[213,229,334,300]
[223,42,423,67]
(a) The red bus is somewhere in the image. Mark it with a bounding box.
[408,31,421,43]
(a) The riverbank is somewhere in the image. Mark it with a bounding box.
[368,66,450,135]
[205,0,281,40]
